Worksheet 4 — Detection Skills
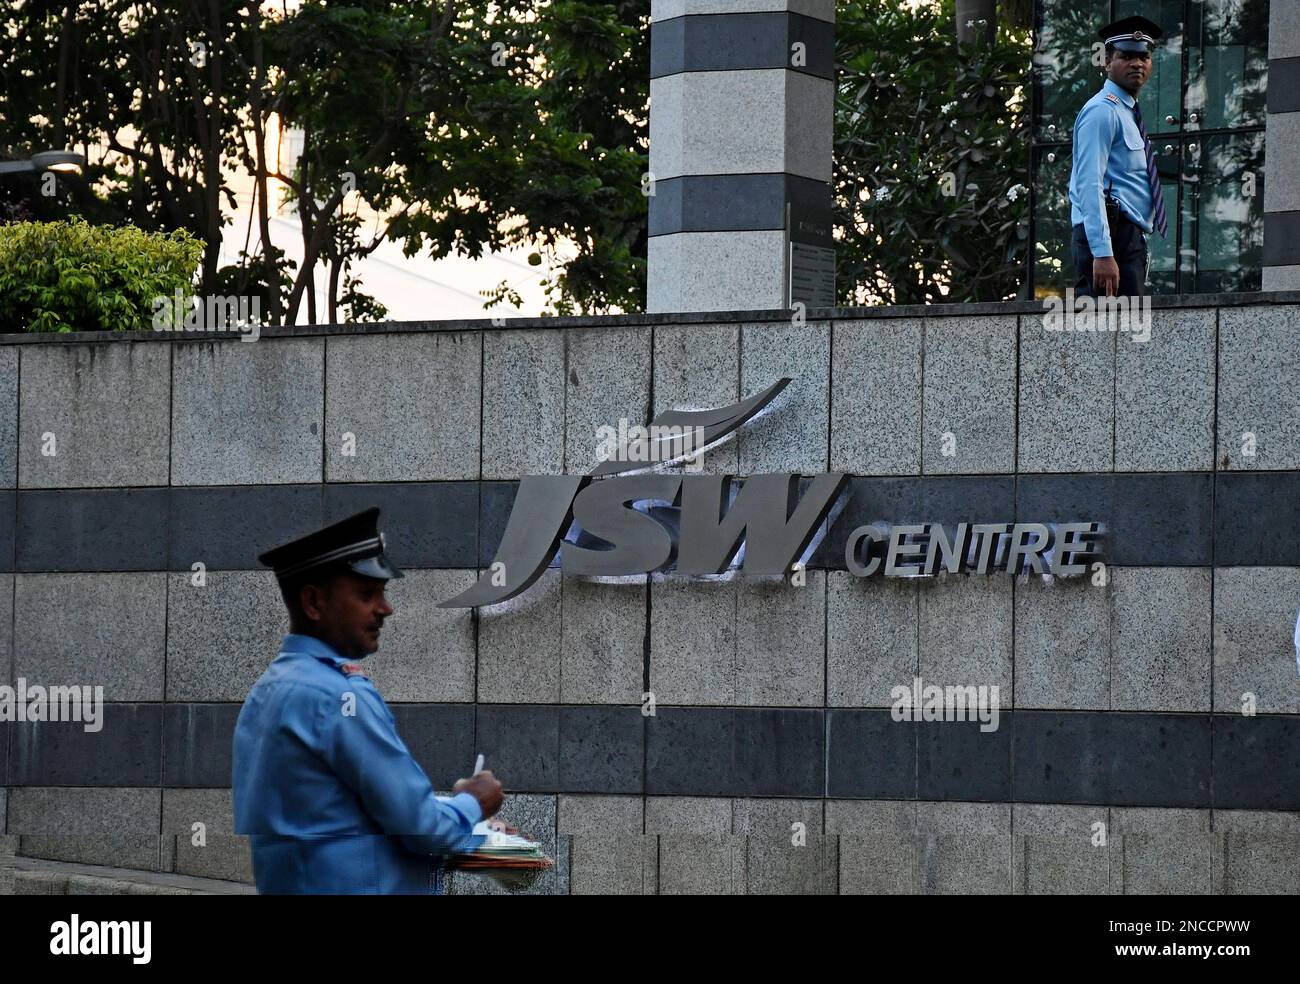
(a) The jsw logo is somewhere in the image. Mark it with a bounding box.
[438,379,842,608]
[438,378,1103,609]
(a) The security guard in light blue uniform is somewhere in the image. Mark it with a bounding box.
[1068,16,1168,297]
[233,508,504,894]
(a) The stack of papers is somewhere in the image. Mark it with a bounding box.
[450,822,554,871]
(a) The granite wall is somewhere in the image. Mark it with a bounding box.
[1,294,1298,894]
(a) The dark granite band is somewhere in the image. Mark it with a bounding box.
[649,173,832,237]
[4,471,1299,573]
[650,12,835,80]
[1266,57,1300,114]
[1263,210,1300,266]
[6,705,1297,811]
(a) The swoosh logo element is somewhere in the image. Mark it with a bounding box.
[590,376,791,476]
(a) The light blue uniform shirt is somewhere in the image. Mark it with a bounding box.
[232,632,484,894]
[1069,78,1155,258]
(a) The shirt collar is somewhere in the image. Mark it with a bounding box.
[280,632,349,666]
[1103,78,1136,108]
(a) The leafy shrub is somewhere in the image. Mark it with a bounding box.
[0,218,202,332]
[836,0,1033,304]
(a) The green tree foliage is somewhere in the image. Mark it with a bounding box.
[1,1,649,323]
[0,217,201,331]
[836,0,1032,303]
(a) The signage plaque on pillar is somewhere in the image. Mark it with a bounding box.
[787,202,835,308]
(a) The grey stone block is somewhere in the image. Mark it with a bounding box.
[827,572,917,707]
[560,575,647,705]
[13,703,161,786]
[734,798,834,895]
[648,71,831,182]
[164,570,285,702]
[15,573,166,701]
[918,835,1012,894]
[0,347,15,487]
[652,322,740,475]
[559,795,652,895]
[649,574,736,705]
[922,315,1016,474]
[825,800,916,894]
[326,332,481,482]
[64,875,133,895]
[169,485,324,571]
[1011,804,1110,894]
[1272,0,1300,58]
[162,703,237,787]
[19,488,168,572]
[1111,567,1212,712]
[1217,305,1300,470]
[564,326,651,474]
[916,801,1010,835]
[18,343,170,488]
[735,573,824,706]
[367,570,476,702]
[647,797,742,895]
[450,794,565,896]
[1213,810,1300,833]
[1111,806,1211,834]
[918,573,1013,699]
[14,870,68,894]
[163,789,253,884]
[0,572,11,685]
[1015,835,1111,895]
[482,329,564,479]
[9,787,162,871]
[830,318,922,476]
[1219,831,1300,894]
[172,338,323,485]
[1116,308,1215,471]
[1018,313,1114,473]
[1213,567,1300,714]
[477,569,561,703]
[737,321,830,476]
[1118,832,1218,894]
[1014,575,1110,710]
[1263,265,1300,290]
[558,706,644,794]
[1264,113,1300,213]
[647,231,787,314]
[652,0,836,22]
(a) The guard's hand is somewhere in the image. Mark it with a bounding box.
[1093,256,1120,296]
[454,769,505,819]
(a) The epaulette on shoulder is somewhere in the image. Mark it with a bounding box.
[1104,92,1120,105]
[339,662,370,680]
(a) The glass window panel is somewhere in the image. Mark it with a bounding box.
[1115,0,1186,134]
[1179,130,1265,291]
[1033,0,1110,143]
[1031,145,1076,296]
[1185,0,1270,131]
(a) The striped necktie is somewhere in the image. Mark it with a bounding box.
[1130,100,1168,238]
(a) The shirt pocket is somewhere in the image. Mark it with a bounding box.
[1122,129,1148,172]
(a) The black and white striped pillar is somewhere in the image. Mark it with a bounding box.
[646,1,836,313]
[1263,2,1300,289]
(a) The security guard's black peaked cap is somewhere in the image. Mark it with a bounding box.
[1099,15,1163,53]
[258,507,404,584]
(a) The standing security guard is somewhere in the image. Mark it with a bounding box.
[233,507,506,894]
[1068,16,1168,297]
